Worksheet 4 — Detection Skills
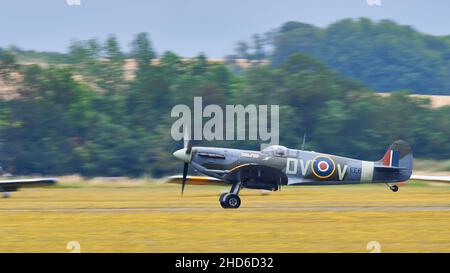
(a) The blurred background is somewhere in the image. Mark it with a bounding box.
[1,0,450,178]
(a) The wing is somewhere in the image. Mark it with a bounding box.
[166,175,225,186]
[223,164,288,191]
[410,175,450,182]
[0,178,57,191]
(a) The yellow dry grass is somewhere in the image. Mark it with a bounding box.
[0,182,449,253]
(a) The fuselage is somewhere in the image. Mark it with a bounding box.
[185,145,410,186]
[172,140,413,208]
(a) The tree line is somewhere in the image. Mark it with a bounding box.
[237,18,450,95]
[0,33,449,177]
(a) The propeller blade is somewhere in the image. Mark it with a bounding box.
[181,162,189,196]
[183,127,192,153]
[186,140,193,154]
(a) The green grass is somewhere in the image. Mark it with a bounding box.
[0,183,449,252]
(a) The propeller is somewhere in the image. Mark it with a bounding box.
[181,162,189,196]
[180,128,193,196]
[184,136,192,155]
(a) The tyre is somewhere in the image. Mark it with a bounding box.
[219,193,229,208]
[220,193,241,209]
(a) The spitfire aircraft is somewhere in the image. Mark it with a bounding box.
[0,167,57,198]
[172,135,413,209]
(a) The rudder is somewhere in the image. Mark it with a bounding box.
[378,140,413,181]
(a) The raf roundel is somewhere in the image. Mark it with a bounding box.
[311,156,336,179]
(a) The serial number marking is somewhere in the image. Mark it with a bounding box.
[241,152,260,158]
[175,256,274,271]
[219,257,274,268]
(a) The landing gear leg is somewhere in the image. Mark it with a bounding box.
[220,180,242,209]
[386,183,399,192]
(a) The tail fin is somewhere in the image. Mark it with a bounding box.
[378,140,413,181]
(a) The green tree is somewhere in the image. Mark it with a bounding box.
[270,18,450,94]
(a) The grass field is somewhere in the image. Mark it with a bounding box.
[0,181,449,253]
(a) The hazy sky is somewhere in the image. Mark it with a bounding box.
[1,0,449,57]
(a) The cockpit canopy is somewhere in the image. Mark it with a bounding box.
[261,145,288,157]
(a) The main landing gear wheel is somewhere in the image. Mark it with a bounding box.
[220,173,243,209]
[2,192,10,198]
[220,193,241,209]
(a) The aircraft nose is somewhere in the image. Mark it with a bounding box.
[173,148,192,163]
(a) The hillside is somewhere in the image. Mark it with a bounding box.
[376,93,450,108]
[270,18,450,95]
[6,46,69,65]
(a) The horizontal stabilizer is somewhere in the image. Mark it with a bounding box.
[374,165,406,172]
